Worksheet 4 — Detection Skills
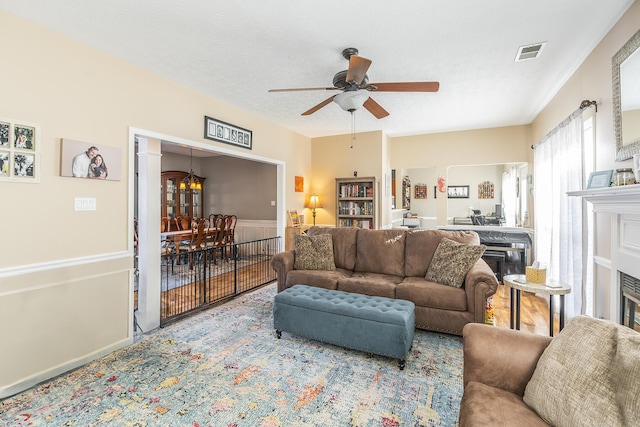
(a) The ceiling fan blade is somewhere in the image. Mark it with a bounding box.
[346,55,372,85]
[364,82,440,92]
[363,97,390,119]
[301,96,336,116]
[268,87,338,93]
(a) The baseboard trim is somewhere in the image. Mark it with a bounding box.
[0,336,132,399]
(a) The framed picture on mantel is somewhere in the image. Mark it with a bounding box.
[586,170,613,189]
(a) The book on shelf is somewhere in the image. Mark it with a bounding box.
[339,183,373,198]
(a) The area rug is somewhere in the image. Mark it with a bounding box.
[0,283,464,426]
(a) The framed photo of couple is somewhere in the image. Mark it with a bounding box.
[60,138,122,181]
[0,117,40,183]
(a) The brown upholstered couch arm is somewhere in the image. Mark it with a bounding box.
[462,323,552,396]
[270,249,295,293]
[464,259,500,323]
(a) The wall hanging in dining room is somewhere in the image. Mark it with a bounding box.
[204,116,252,150]
[0,117,40,183]
[60,138,122,181]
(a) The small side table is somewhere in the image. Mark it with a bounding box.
[503,274,571,336]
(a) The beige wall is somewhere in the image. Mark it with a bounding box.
[0,10,310,397]
[309,131,384,227]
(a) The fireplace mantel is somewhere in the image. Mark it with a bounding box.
[567,184,640,212]
[568,184,640,323]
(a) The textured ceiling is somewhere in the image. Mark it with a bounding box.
[0,0,634,139]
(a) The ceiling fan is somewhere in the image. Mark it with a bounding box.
[268,47,439,119]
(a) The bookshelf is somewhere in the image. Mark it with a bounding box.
[336,176,379,229]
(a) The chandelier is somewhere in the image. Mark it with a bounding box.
[179,148,202,190]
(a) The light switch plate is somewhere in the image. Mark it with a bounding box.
[75,197,96,211]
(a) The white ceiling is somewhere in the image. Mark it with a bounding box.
[0,0,635,140]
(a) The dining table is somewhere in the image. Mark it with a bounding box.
[161,227,220,255]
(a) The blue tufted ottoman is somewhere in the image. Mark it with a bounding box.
[273,285,415,369]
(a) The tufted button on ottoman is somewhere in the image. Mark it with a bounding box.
[273,284,415,369]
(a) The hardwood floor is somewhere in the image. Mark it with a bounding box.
[491,283,559,336]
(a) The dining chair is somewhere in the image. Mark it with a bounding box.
[161,216,171,232]
[208,213,222,228]
[161,237,176,273]
[208,216,228,264]
[179,219,206,269]
[176,216,191,231]
[225,214,238,245]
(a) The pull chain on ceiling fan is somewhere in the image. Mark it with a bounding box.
[268,47,440,119]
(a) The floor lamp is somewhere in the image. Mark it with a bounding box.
[305,194,322,225]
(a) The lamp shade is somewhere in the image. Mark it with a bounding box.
[305,194,322,209]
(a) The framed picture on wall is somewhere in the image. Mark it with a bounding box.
[0,117,40,183]
[60,138,122,181]
[204,116,252,150]
[447,185,469,198]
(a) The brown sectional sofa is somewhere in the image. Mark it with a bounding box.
[270,226,499,335]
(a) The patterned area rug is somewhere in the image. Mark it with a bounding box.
[1,284,464,426]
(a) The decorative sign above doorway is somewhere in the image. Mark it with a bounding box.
[204,116,252,150]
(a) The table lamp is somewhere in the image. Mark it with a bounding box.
[305,194,322,225]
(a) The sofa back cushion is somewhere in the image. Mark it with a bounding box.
[354,229,406,276]
[523,315,640,426]
[404,229,480,277]
[307,226,358,270]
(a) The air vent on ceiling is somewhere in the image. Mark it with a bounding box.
[515,42,546,62]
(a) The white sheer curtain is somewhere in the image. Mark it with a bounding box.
[501,166,517,227]
[533,110,584,319]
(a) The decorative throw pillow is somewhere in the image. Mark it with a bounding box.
[425,237,486,288]
[293,234,336,271]
[523,315,628,426]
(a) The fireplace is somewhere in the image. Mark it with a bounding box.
[569,185,640,327]
[621,272,640,328]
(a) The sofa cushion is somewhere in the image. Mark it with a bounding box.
[459,381,549,427]
[523,315,638,427]
[338,272,403,299]
[405,229,480,277]
[307,226,358,270]
[396,276,467,311]
[425,238,486,288]
[285,268,353,290]
[354,228,406,276]
[293,234,336,271]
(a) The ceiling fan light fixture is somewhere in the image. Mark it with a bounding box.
[334,91,369,112]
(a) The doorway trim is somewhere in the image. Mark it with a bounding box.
[128,127,286,333]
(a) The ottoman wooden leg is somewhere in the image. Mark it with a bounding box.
[276,330,282,339]
[398,359,406,370]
